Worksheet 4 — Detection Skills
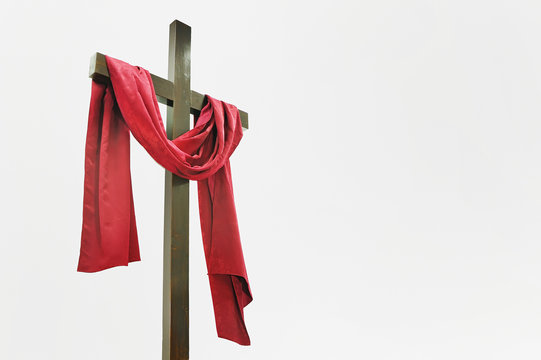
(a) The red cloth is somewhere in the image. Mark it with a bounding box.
[78,56,252,345]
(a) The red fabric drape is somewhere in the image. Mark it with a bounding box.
[78,56,252,345]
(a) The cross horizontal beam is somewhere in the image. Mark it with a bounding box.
[89,52,249,129]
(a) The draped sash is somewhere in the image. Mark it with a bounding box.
[78,56,252,345]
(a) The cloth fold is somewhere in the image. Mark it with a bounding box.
[78,56,252,345]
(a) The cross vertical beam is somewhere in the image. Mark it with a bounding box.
[163,20,191,360]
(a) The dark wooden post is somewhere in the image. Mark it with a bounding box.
[88,18,249,360]
[163,20,191,360]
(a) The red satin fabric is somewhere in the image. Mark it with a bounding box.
[78,56,252,345]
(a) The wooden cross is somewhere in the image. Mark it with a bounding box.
[88,19,248,360]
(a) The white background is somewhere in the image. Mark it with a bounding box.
[2,0,541,359]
